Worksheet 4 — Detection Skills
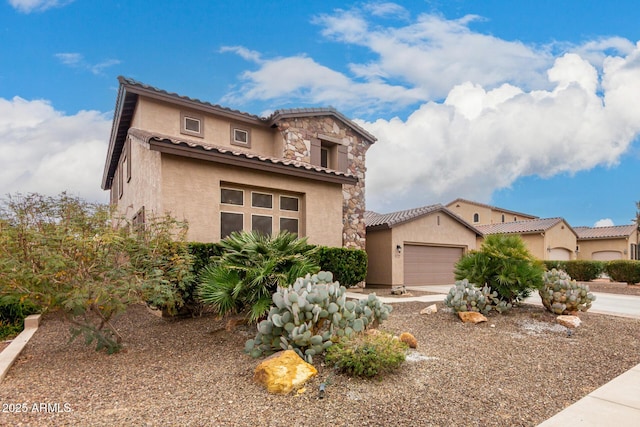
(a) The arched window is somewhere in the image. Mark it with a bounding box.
[473,213,479,223]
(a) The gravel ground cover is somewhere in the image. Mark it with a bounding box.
[585,280,640,296]
[1,300,639,427]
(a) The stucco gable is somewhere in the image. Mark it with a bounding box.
[476,217,577,237]
[365,204,483,236]
[446,198,538,220]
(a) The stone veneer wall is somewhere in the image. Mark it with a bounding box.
[276,117,372,250]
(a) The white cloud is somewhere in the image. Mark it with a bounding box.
[594,219,615,227]
[0,97,111,203]
[361,47,640,210]
[54,53,121,75]
[219,5,640,212]
[8,0,74,13]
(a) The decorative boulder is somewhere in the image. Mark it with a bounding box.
[458,311,488,324]
[253,350,317,394]
[420,304,437,315]
[399,332,417,349]
[556,315,581,329]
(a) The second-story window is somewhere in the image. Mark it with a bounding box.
[181,111,204,138]
[231,124,251,148]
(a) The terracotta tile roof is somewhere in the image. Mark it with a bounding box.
[574,224,637,239]
[102,76,376,190]
[128,128,357,185]
[475,217,570,235]
[118,76,264,122]
[446,198,538,219]
[365,204,483,235]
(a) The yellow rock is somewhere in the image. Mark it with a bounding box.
[253,350,318,394]
[399,332,418,348]
[458,311,488,324]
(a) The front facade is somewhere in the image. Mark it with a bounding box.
[101,77,376,248]
[446,198,538,225]
[365,205,482,287]
[575,225,640,261]
[475,218,578,261]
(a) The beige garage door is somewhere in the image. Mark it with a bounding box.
[549,248,571,261]
[592,250,622,261]
[404,245,464,286]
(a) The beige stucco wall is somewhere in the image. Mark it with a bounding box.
[113,134,163,222]
[577,231,639,260]
[476,221,577,260]
[364,229,393,286]
[366,212,478,287]
[158,154,344,245]
[130,97,276,157]
[447,202,492,225]
[544,221,577,260]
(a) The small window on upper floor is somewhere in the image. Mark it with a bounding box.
[473,213,479,223]
[231,124,251,148]
[320,146,330,168]
[181,111,204,138]
[501,214,505,223]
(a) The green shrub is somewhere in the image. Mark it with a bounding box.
[198,231,320,323]
[325,331,407,378]
[454,234,544,304]
[543,260,566,271]
[314,247,367,287]
[539,269,596,314]
[443,279,511,314]
[245,271,392,363]
[0,295,38,340]
[561,260,604,282]
[188,242,224,273]
[605,260,640,285]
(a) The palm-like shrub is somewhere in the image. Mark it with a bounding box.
[454,234,544,304]
[197,231,320,323]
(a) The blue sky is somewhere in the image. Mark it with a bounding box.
[1,0,639,227]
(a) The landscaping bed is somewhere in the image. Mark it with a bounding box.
[1,302,639,426]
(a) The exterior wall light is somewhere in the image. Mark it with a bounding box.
[396,244,402,254]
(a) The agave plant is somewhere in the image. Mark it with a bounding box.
[197,231,320,323]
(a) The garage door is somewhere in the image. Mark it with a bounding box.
[549,248,571,261]
[592,251,622,261]
[404,245,464,286]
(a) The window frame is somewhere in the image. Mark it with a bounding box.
[221,188,244,206]
[180,111,204,138]
[279,195,299,212]
[220,211,244,239]
[279,217,299,235]
[251,191,273,209]
[230,124,251,148]
[251,214,273,236]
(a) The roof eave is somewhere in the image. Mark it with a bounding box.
[147,138,358,185]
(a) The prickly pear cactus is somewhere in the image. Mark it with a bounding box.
[443,279,512,314]
[244,271,393,363]
[539,269,596,314]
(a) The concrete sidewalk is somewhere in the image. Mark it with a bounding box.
[350,285,640,426]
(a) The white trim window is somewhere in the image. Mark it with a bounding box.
[181,111,204,138]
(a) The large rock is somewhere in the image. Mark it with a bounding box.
[399,332,417,348]
[458,311,488,324]
[253,350,317,394]
[420,304,437,315]
[556,315,581,329]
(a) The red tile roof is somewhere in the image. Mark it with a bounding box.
[446,198,538,219]
[365,204,483,235]
[475,217,572,235]
[128,128,357,185]
[574,224,637,240]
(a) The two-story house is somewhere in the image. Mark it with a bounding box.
[101,77,376,248]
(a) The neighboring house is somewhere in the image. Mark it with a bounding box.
[365,204,482,287]
[101,76,376,248]
[446,198,538,225]
[574,225,640,261]
[475,218,578,260]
